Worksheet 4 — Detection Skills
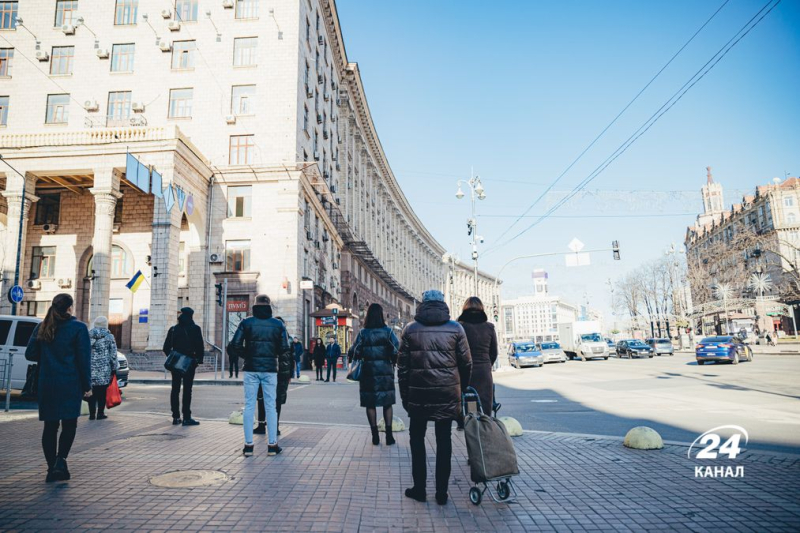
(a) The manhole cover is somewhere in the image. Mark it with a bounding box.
[149,470,229,488]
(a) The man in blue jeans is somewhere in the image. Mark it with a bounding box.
[292,337,303,378]
[324,337,342,382]
[228,294,290,457]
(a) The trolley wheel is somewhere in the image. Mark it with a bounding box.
[469,487,482,505]
[497,480,511,501]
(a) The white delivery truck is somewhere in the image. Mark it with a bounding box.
[557,321,609,361]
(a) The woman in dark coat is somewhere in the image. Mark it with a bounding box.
[457,297,498,416]
[351,304,400,445]
[25,293,91,483]
[312,337,326,381]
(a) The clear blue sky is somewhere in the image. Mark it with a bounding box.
[335,0,800,322]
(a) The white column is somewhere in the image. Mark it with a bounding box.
[1,171,37,315]
[88,183,122,322]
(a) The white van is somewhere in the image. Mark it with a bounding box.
[0,315,41,390]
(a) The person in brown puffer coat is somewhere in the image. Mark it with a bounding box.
[457,297,498,417]
[398,290,472,506]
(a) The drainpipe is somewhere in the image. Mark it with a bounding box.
[203,174,215,341]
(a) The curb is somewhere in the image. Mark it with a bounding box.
[129,379,243,386]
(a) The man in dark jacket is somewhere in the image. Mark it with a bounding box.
[292,337,303,378]
[163,307,205,426]
[228,294,290,457]
[398,290,472,506]
[324,337,342,382]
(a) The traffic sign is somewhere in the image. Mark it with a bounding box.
[320,316,337,325]
[7,285,24,304]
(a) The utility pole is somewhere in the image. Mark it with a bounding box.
[0,155,28,316]
[456,171,485,296]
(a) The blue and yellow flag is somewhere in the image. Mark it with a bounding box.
[126,270,145,293]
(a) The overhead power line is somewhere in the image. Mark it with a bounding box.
[490,0,731,246]
[488,0,782,254]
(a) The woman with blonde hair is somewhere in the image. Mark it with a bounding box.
[25,293,91,482]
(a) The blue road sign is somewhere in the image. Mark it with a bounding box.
[8,285,24,304]
[320,316,337,326]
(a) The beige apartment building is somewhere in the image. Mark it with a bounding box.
[442,257,500,320]
[0,0,451,353]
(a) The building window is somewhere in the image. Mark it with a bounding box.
[110,245,131,278]
[168,88,193,118]
[178,241,186,276]
[226,240,250,272]
[305,18,310,44]
[55,0,78,26]
[30,246,56,279]
[50,46,74,75]
[171,40,196,69]
[784,197,795,208]
[107,91,131,125]
[0,95,7,125]
[174,0,198,22]
[303,105,309,132]
[111,43,135,72]
[0,48,12,76]
[229,135,254,165]
[231,85,255,115]
[114,0,138,25]
[235,0,258,19]
[233,37,257,66]
[787,213,797,225]
[34,193,60,225]
[0,2,17,29]
[227,186,252,218]
[26,301,48,318]
[45,94,70,124]
[114,197,123,224]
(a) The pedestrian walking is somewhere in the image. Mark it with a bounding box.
[313,338,326,381]
[325,337,342,382]
[457,297,498,419]
[25,293,91,483]
[351,303,400,446]
[87,316,119,421]
[398,290,472,505]
[228,294,289,457]
[292,337,303,378]
[229,350,239,379]
[163,307,205,426]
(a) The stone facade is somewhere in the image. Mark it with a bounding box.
[500,295,579,346]
[0,1,467,354]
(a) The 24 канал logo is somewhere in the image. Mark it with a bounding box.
[688,425,748,478]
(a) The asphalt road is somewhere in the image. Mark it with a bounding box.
[8,351,800,454]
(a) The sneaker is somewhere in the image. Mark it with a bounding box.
[172,418,182,425]
[253,423,266,435]
[242,444,254,457]
[267,444,282,456]
[182,418,200,426]
[404,487,426,502]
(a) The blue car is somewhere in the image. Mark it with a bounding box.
[507,342,544,368]
[696,336,753,365]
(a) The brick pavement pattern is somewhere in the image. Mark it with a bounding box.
[1,413,799,532]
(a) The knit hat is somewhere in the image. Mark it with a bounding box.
[254,294,271,306]
[422,289,445,302]
[180,307,194,317]
[92,316,109,329]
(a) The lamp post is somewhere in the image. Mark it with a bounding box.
[456,173,485,296]
[442,253,458,311]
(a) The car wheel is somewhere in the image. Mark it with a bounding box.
[697,360,704,365]
[603,356,608,360]
[649,355,653,358]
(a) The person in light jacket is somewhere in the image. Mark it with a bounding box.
[25,293,91,483]
[87,316,119,420]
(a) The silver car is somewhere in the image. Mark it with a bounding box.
[645,338,674,356]
[538,341,567,364]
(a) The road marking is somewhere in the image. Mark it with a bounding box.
[531,399,558,403]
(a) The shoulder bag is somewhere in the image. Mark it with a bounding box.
[164,327,195,376]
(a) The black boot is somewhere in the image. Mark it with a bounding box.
[51,457,70,481]
[385,427,395,446]
[253,422,266,435]
[371,427,380,445]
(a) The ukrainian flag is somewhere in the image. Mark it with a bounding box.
[126,270,145,293]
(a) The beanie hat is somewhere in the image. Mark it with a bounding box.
[422,289,445,302]
[92,316,109,329]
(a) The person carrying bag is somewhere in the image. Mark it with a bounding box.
[162,307,205,426]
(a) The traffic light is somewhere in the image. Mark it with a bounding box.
[612,240,620,261]
[215,283,223,307]
[493,305,499,322]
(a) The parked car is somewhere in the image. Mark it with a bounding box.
[695,336,753,365]
[0,315,40,390]
[537,342,567,364]
[645,338,674,356]
[507,342,544,368]
[116,352,129,387]
[616,339,654,359]
[605,338,616,350]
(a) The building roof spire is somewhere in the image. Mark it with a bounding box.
[706,166,713,184]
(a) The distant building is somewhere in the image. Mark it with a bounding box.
[443,258,500,317]
[500,284,579,345]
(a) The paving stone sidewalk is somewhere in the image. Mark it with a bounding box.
[0,413,798,532]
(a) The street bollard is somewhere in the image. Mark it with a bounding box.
[4,352,13,412]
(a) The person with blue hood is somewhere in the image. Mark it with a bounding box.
[163,307,205,426]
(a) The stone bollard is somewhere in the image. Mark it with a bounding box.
[228,409,244,425]
[499,416,523,437]
[297,375,311,383]
[377,415,406,432]
[623,426,664,450]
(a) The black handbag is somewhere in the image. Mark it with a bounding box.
[21,364,38,397]
[164,327,195,376]
[346,360,362,382]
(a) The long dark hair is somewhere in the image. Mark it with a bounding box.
[363,303,386,329]
[39,293,73,343]
[462,296,484,313]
